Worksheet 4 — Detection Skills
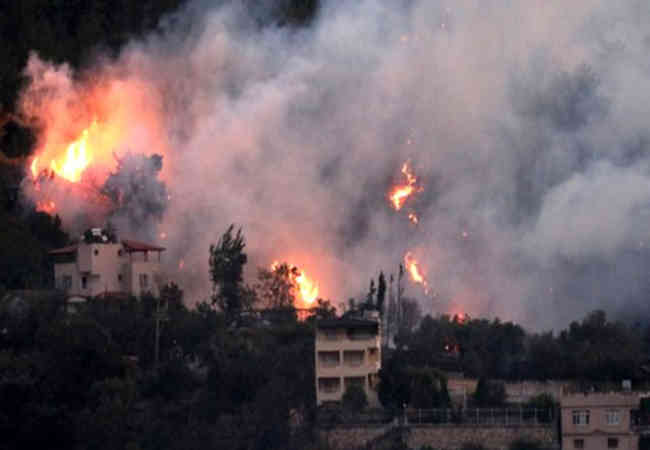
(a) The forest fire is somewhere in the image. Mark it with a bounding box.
[18,57,172,221]
[28,119,122,186]
[404,251,429,293]
[271,261,319,307]
[389,160,422,211]
[30,121,98,183]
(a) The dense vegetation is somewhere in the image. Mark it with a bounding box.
[393,309,649,383]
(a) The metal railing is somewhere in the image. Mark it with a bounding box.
[405,407,554,426]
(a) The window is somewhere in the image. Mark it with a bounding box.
[572,410,590,426]
[139,273,149,290]
[118,274,123,282]
[348,329,373,340]
[322,330,339,341]
[81,276,88,289]
[608,438,619,448]
[318,377,340,393]
[93,249,99,256]
[343,350,364,367]
[318,351,340,367]
[573,439,584,449]
[57,275,72,290]
[118,249,123,256]
[605,410,621,425]
[344,377,365,390]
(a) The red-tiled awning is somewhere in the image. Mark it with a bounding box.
[121,239,165,252]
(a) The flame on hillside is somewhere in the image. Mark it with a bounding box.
[29,119,124,186]
[271,261,319,308]
[389,160,423,223]
[404,251,429,294]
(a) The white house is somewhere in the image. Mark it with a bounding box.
[50,231,165,299]
[315,311,382,407]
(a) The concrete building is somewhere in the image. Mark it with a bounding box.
[315,312,381,407]
[50,231,165,299]
[560,392,640,450]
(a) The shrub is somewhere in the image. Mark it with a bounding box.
[473,378,506,407]
[342,384,368,413]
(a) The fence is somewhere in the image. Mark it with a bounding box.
[405,407,554,426]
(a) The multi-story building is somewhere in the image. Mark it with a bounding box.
[560,392,640,450]
[50,229,165,299]
[315,312,381,407]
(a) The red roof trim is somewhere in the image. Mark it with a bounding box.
[121,239,165,252]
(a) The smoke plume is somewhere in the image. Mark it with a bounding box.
[17,0,650,329]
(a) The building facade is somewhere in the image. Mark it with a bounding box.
[50,236,165,299]
[560,392,640,450]
[315,313,381,407]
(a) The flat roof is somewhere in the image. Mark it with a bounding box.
[317,318,379,329]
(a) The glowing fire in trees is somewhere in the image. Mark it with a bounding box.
[271,261,319,307]
[404,252,429,293]
[389,160,422,223]
[29,120,120,184]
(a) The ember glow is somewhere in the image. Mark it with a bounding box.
[36,200,56,214]
[271,261,319,307]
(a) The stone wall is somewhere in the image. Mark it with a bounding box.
[320,424,556,450]
[319,424,391,450]
[407,424,555,450]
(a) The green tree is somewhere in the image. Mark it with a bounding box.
[376,271,386,315]
[255,262,295,310]
[365,279,376,309]
[407,368,450,409]
[473,378,506,407]
[378,352,411,410]
[209,225,249,318]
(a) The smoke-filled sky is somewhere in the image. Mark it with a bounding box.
[18,0,650,329]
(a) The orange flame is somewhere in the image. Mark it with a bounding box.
[271,261,319,307]
[30,121,102,183]
[404,251,429,293]
[389,160,422,224]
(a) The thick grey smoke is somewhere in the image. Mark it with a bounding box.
[20,0,650,329]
